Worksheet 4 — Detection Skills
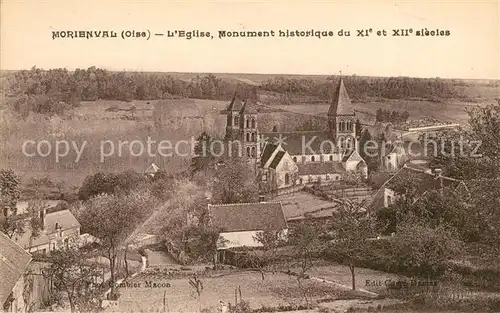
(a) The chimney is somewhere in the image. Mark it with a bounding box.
[39,208,47,229]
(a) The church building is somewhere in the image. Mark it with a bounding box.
[223,77,368,191]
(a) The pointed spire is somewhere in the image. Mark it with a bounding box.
[227,91,243,112]
[328,77,355,116]
[240,99,258,114]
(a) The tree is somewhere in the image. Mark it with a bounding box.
[358,129,380,172]
[78,170,147,200]
[0,170,44,240]
[329,199,373,290]
[188,274,204,312]
[47,244,101,313]
[212,158,258,204]
[250,227,286,280]
[390,217,463,278]
[0,169,21,216]
[190,132,216,173]
[287,219,321,307]
[79,191,156,297]
[355,119,362,138]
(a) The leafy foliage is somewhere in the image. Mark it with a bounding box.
[0,168,21,213]
[78,169,147,200]
[5,67,258,116]
[328,199,373,290]
[212,158,259,204]
[47,245,101,313]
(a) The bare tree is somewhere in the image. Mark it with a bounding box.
[189,274,204,312]
[329,199,373,290]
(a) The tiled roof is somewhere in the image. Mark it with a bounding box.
[260,143,279,166]
[208,202,288,232]
[269,151,285,170]
[14,209,81,249]
[328,78,355,116]
[387,166,460,196]
[297,162,345,175]
[145,163,160,174]
[261,131,337,155]
[0,232,32,306]
[342,150,354,162]
[369,165,463,211]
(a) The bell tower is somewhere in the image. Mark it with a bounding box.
[328,77,357,151]
[239,100,259,161]
[224,93,243,141]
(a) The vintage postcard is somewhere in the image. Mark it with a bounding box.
[1,1,499,312]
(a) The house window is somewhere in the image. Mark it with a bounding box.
[311,156,315,162]
[285,174,290,185]
[336,176,340,181]
[52,243,56,251]
[299,178,303,184]
[262,174,267,182]
[326,174,329,180]
[329,155,333,161]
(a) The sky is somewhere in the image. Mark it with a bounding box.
[1,0,499,79]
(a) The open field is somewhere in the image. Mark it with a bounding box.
[111,270,367,312]
[1,76,498,189]
[0,98,321,188]
[272,98,498,125]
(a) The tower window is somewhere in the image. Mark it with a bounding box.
[235,116,239,125]
[251,118,256,128]
[246,119,250,128]
[246,133,250,141]
[251,133,255,142]
[246,147,251,157]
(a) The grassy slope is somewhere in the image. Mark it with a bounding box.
[115,271,365,312]
[1,74,498,189]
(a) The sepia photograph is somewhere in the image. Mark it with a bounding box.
[0,1,499,312]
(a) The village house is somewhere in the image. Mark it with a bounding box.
[207,202,288,250]
[223,78,368,193]
[381,140,408,172]
[0,232,32,313]
[3,200,81,255]
[369,164,467,212]
[144,162,160,178]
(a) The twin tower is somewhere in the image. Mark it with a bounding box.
[224,77,358,160]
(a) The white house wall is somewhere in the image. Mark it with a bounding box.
[275,153,298,188]
[220,230,262,249]
[219,229,289,249]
